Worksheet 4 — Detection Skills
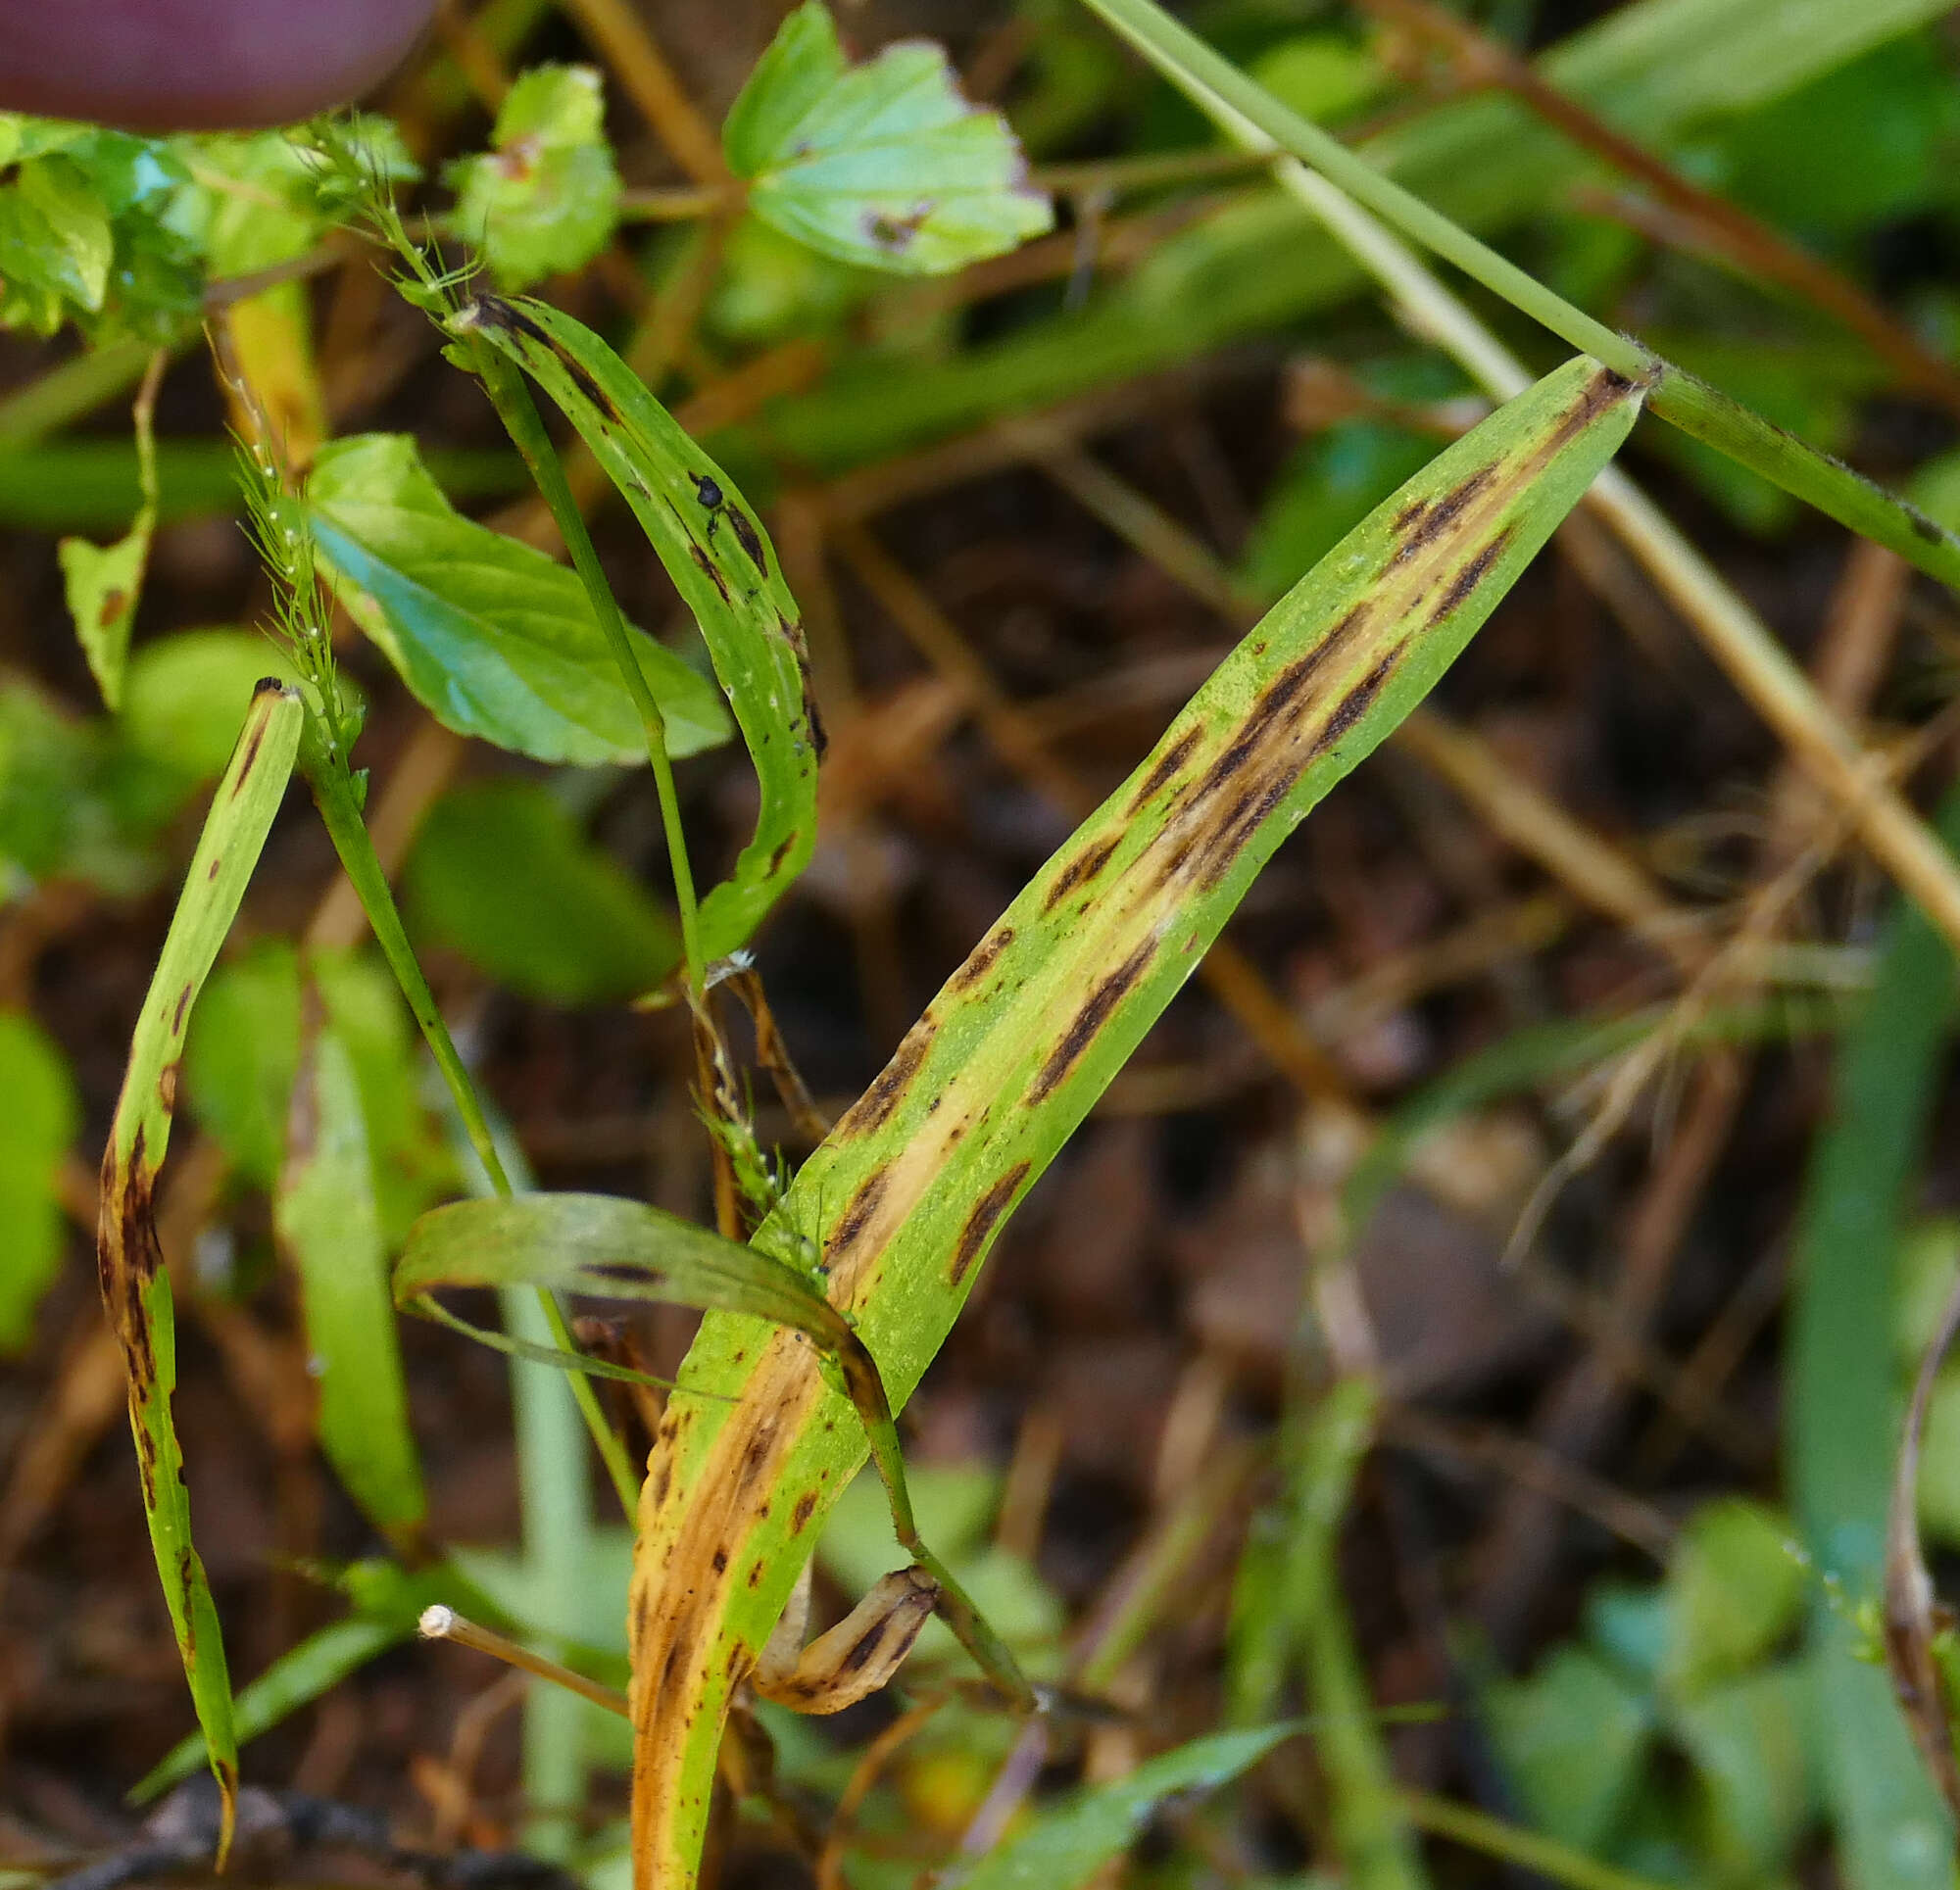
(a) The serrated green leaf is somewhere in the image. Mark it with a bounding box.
[0,1010,80,1352]
[961,1722,1304,1890]
[96,680,303,1859]
[405,779,680,1004]
[450,297,817,955]
[278,1011,425,1540]
[306,432,730,767]
[448,65,622,289]
[723,0,1052,275]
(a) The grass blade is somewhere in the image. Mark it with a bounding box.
[277,994,426,1549]
[1786,789,1960,1888]
[1074,0,1960,598]
[397,1188,1035,1710]
[627,353,1644,1885]
[960,1720,1303,1890]
[450,294,822,959]
[95,678,303,1860]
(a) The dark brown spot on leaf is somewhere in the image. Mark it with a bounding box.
[791,1492,817,1533]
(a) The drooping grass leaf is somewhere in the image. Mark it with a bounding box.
[626,354,1644,1883]
[397,1188,1025,1710]
[450,297,820,956]
[723,0,1053,275]
[961,1721,1304,1890]
[277,1003,426,1544]
[447,66,622,290]
[95,679,303,1861]
[404,780,680,1003]
[0,1010,80,1352]
[396,1190,860,1354]
[306,431,730,767]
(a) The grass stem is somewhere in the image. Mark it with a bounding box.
[305,756,643,1521]
[467,338,707,994]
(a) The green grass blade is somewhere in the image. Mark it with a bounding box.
[449,294,822,959]
[1075,0,1960,597]
[397,1192,859,1350]
[398,1188,1035,1708]
[95,678,303,1859]
[626,354,1644,1885]
[961,1721,1304,1890]
[131,1616,406,1802]
[1786,788,1960,1889]
[277,1001,426,1547]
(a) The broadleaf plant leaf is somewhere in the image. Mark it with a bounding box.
[277,996,426,1545]
[60,346,161,710]
[449,297,821,957]
[624,355,1646,1885]
[95,679,304,1864]
[0,1010,80,1352]
[306,432,730,766]
[723,0,1053,275]
[404,780,680,1004]
[446,65,622,290]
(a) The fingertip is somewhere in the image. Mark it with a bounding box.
[0,0,438,130]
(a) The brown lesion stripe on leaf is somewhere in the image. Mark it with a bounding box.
[836,1021,933,1138]
[1426,525,1515,627]
[950,1161,1031,1287]
[1026,938,1156,1107]
[1041,833,1122,915]
[948,924,1015,993]
[462,295,618,420]
[1128,726,1202,813]
[823,1167,892,1270]
[727,508,767,573]
[1391,463,1497,562]
[689,542,733,605]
